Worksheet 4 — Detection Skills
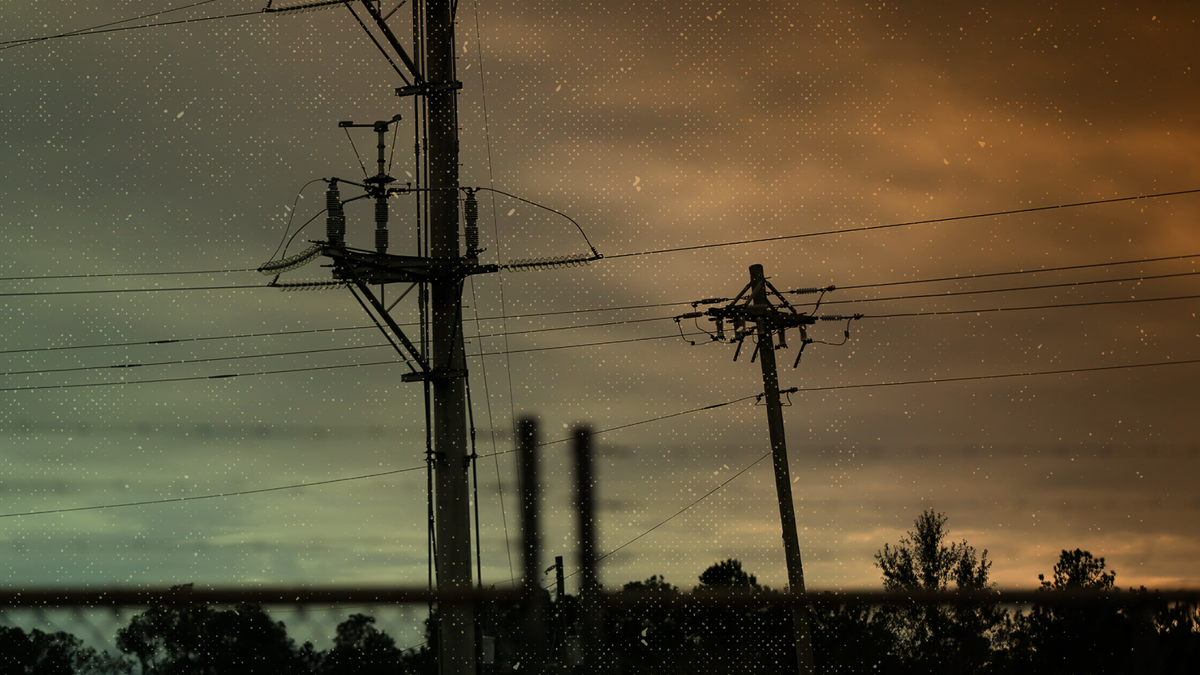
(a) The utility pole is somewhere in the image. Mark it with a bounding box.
[425,2,475,674]
[685,264,862,675]
[262,3,483,675]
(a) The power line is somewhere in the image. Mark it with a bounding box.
[0,268,257,282]
[6,355,1199,518]
[560,451,773,585]
[0,344,391,378]
[789,357,1200,393]
[836,253,1200,292]
[0,360,402,393]
[0,3,263,51]
[0,465,428,520]
[0,392,765,520]
[0,285,264,298]
[555,358,1200,585]
[0,325,375,356]
[603,189,1200,260]
[863,293,1200,319]
[8,292,1199,389]
[827,271,1200,308]
[480,395,762,461]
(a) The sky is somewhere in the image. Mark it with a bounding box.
[3,0,1200,632]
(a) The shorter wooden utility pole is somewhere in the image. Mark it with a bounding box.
[682,264,862,675]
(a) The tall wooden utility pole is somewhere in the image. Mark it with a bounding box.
[685,264,862,675]
[263,3,483,674]
[425,2,476,674]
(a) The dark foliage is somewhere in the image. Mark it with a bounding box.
[8,537,1200,674]
[874,509,1004,673]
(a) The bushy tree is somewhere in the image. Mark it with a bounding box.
[874,510,1002,673]
[1001,549,1134,675]
[0,625,131,675]
[608,575,694,674]
[323,614,404,675]
[115,587,303,675]
[690,559,794,675]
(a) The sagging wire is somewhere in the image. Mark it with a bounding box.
[472,187,603,263]
[674,315,699,345]
[786,284,837,314]
[672,311,717,345]
[810,314,865,347]
[266,179,325,262]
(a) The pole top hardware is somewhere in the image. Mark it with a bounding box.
[326,247,499,285]
[395,81,463,98]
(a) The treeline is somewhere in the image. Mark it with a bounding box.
[3,510,1197,674]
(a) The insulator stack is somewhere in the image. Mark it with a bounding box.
[374,196,389,254]
[325,183,345,246]
[463,191,480,259]
[504,253,596,271]
[258,243,324,275]
[265,0,343,14]
[273,279,347,291]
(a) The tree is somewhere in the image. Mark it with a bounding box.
[697,559,760,591]
[0,625,129,675]
[690,559,793,675]
[323,614,404,675]
[874,510,1002,673]
[1003,549,1134,675]
[608,576,694,674]
[115,588,304,675]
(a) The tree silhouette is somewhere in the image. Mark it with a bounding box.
[607,575,694,674]
[0,625,134,675]
[323,614,405,675]
[690,559,793,675]
[1002,549,1136,675]
[115,587,303,675]
[874,509,1002,673]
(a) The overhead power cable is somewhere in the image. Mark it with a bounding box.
[603,189,1200,260]
[6,354,1199,519]
[835,253,1200,292]
[0,268,257,282]
[560,451,773,585]
[0,360,403,393]
[826,271,1200,307]
[7,292,1199,390]
[0,344,391,378]
[0,285,264,298]
[0,392,764,519]
[0,465,428,520]
[0,3,263,51]
[0,326,374,356]
[863,293,1200,319]
[788,357,1200,393]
